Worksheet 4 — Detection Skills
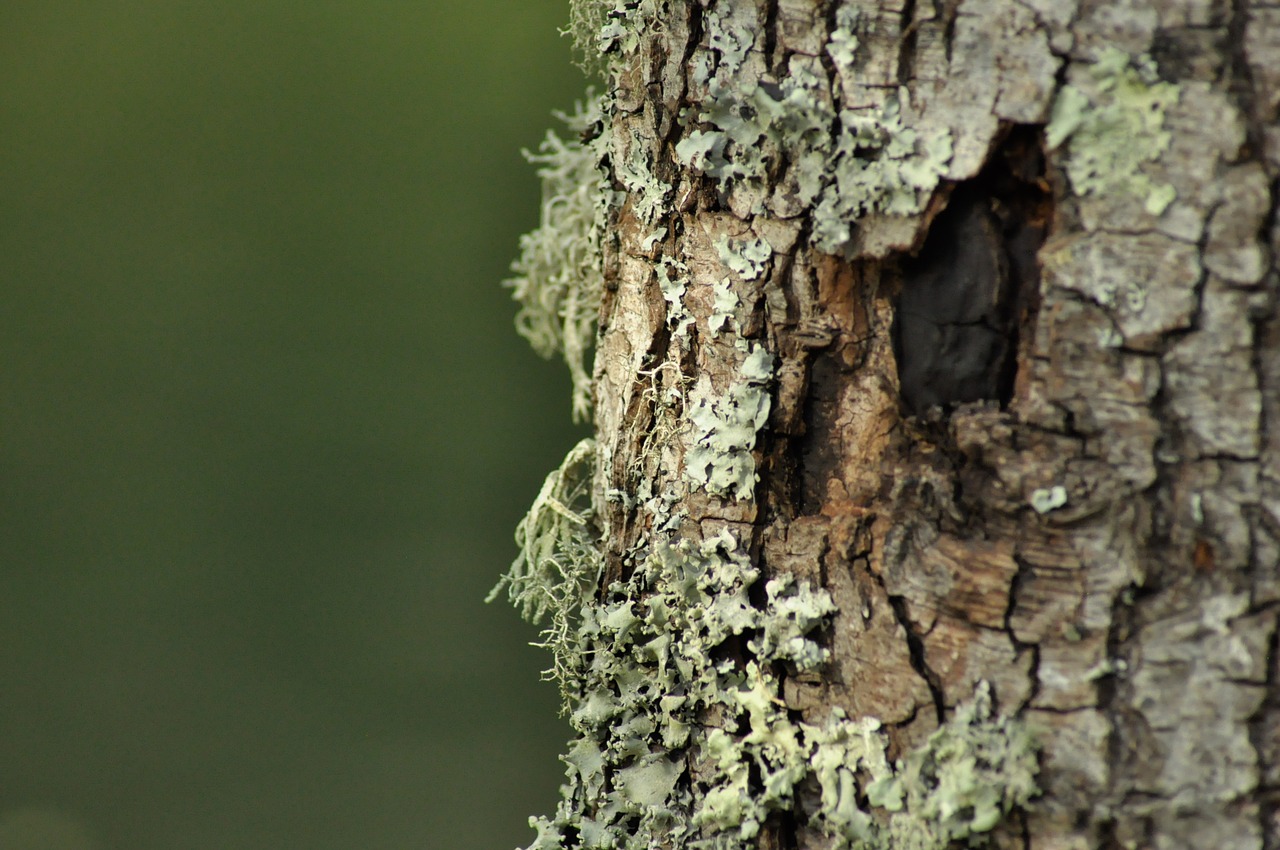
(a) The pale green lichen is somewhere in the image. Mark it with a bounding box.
[1029,485,1068,514]
[714,235,771,281]
[617,125,672,228]
[567,0,657,78]
[826,5,860,72]
[507,95,612,422]
[497,454,1038,850]
[676,9,952,255]
[861,682,1040,849]
[684,343,774,501]
[487,438,602,697]
[1045,48,1179,215]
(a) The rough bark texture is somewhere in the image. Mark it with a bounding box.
[500,1,1279,848]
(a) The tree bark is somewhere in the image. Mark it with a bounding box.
[497,2,1280,848]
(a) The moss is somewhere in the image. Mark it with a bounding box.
[1045,48,1179,215]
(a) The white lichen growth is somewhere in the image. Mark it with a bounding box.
[684,343,775,501]
[1029,485,1068,514]
[507,94,612,422]
[677,11,952,255]
[1045,47,1179,215]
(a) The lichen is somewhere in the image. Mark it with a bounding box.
[714,235,771,281]
[499,4,1038,847]
[506,94,612,422]
[567,0,658,78]
[683,342,774,501]
[1045,47,1179,215]
[487,438,602,697]
[497,431,1037,850]
[1029,485,1068,514]
[676,6,952,256]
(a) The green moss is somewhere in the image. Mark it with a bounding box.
[506,95,611,422]
[1045,48,1179,215]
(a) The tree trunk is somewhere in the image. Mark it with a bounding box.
[495,1,1280,848]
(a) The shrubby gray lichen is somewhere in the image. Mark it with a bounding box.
[488,438,603,697]
[507,95,612,422]
[1045,47,1179,215]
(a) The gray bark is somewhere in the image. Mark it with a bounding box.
[500,2,1280,848]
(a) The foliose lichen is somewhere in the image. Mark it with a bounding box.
[1045,47,1179,215]
[507,94,613,423]
[683,342,774,501]
[675,6,952,255]
[494,497,1038,850]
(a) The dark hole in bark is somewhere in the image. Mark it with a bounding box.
[892,125,1050,416]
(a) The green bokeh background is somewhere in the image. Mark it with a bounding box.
[0,4,586,848]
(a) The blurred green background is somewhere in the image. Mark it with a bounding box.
[0,3,588,848]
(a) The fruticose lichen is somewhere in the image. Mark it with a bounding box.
[507,94,612,422]
[1045,47,1179,215]
[487,439,603,698]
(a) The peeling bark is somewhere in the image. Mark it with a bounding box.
[501,1,1279,848]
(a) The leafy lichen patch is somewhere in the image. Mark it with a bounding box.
[683,343,774,501]
[677,50,952,254]
[1046,48,1180,216]
[497,480,1037,850]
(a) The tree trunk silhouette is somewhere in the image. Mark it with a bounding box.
[498,2,1280,848]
